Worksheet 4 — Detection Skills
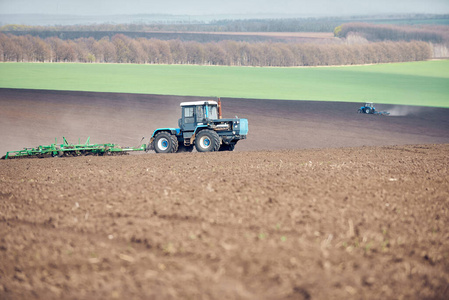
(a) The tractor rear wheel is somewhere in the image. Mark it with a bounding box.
[195,130,220,152]
[154,132,178,153]
[365,108,371,114]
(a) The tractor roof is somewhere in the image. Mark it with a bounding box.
[180,100,218,107]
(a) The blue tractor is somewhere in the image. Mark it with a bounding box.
[147,99,248,153]
[358,102,376,114]
[358,102,390,116]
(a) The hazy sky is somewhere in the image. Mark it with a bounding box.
[1,0,449,16]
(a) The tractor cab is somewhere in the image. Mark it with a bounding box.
[179,101,219,132]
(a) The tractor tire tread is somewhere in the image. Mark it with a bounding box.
[170,134,179,153]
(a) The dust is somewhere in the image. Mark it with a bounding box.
[388,105,427,117]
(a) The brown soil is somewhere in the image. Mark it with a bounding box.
[1,89,448,156]
[1,89,449,299]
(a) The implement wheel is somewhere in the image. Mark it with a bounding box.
[154,132,178,153]
[195,130,220,152]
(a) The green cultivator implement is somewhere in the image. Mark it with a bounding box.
[1,137,146,159]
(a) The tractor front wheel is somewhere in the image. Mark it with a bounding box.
[195,130,220,152]
[154,132,178,153]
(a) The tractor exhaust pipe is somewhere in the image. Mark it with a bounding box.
[218,97,222,119]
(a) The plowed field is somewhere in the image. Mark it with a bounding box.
[1,89,449,299]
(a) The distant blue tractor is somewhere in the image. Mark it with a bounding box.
[358,102,376,114]
[358,102,390,115]
[147,99,248,153]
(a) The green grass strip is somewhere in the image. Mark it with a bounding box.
[1,60,448,107]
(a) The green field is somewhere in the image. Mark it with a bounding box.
[1,60,448,107]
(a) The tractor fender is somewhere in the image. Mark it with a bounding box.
[189,125,210,143]
[193,125,209,135]
[151,128,180,138]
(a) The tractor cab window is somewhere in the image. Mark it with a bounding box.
[184,107,194,123]
[196,106,204,122]
[208,105,218,119]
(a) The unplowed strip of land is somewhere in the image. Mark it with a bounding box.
[181,31,335,40]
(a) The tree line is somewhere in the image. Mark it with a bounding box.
[0,33,431,67]
[335,23,449,44]
[1,14,447,34]
[0,30,285,43]
[0,19,355,34]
